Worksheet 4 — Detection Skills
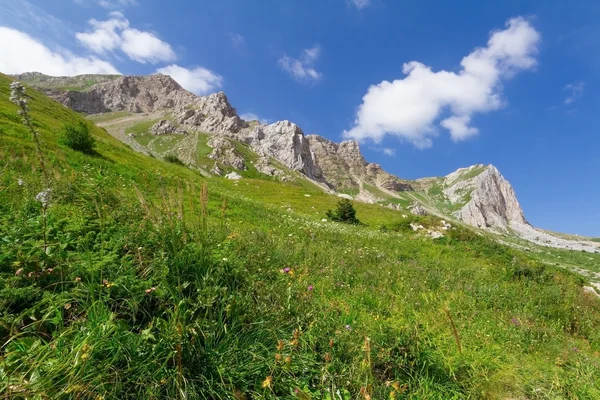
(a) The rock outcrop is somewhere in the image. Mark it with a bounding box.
[443,165,527,231]
[307,135,413,193]
[207,137,246,170]
[151,120,188,135]
[51,75,197,114]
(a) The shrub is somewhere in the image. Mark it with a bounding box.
[60,122,95,154]
[326,198,360,224]
[164,154,185,166]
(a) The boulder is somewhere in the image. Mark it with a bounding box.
[225,172,242,180]
[151,119,188,135]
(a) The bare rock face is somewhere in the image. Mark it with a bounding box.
[207,137,246,170]
[242,121,324,181]
[307,135,413,193]
[151,120,187,135]
[54,75,197,114]
[175,92,247,136]
[410,204,426,216]
[254,157,283,177]
[444,165,527,231]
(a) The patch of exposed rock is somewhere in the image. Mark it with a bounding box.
[254,157,283,177]
[240,121,323,180]
[410,204,426,216]
[225,172,242,180]
[51,75,197,114]
[444,165,527,231]
[207,137,246,170]
[151,120,188,135]
[175,92,247,136]
[307,135,413,193]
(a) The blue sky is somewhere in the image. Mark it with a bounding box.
[0,0,599,236]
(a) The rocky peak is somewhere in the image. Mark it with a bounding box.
[444,164,527,231]
[52,74,196,114]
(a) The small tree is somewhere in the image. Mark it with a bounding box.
[326,199,360,225]
[61,121,96,154]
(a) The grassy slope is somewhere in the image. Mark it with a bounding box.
[1,74,600,399]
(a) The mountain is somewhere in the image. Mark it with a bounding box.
[14,72,599,253]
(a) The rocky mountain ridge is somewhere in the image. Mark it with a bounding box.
[13,72,598,252]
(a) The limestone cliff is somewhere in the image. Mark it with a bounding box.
[443,164,527,231]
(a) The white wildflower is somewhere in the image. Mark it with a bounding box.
[35,188,52,207]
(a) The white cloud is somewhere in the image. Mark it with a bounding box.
[240,112,269,124]
[278,44,322,83]
[121,28,176,63]
[156,65,222,95]
[76,12,175,64]
[0,26,119,75]
[75,12,127,53]
[344,17,540,148]
[382,147,396,156]
[564,81,584,104]
[349,0,371,9]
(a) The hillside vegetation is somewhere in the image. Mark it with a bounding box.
[1,73,600,399]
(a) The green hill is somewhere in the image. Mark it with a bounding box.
[1,73,600,399]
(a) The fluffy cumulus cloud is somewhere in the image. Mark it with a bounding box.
[564,81,584,104]
[278,44,322,82]
[344,17,540,148]
[76,12,176,64]
[0,26,119,75]
[156,65,222,95]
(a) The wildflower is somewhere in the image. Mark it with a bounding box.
[64,303,72,310]
[102,279,114,288]
[345,324,352,331]
[145,287,157,294]
[35,188,52,208]
[276,339,285,351]
[359,387,371,400]
[283,267,291,273]
[329,339,334,348]
[261,375,272,389]
[275,353,282,362]
[284,356,291,364]
[17,179,24,186]
[324,352,332,362]
[290,338,299,347]
[15,268,24,276]
[75,277,82,283]
[307,285,314,291]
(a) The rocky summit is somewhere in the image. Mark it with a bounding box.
[14,72,598,252]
